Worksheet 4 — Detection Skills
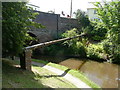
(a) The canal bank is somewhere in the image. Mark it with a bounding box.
[33,55,119,88]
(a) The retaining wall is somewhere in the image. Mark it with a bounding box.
[30,11,79,43]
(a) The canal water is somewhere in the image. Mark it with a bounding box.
[33,56,119,88]
[59,58,118,88]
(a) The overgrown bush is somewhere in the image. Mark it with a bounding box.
[86,44,104,60]
[74,9,90,30]
[82,22,107,41]
[43,28,87,58]
[93,1,120,63]
[62,28,79,47]
[43,26,119,63]
[75,42,87,57]
[43,42,66,56]
[62,28,87,57]
[101,39,120,63]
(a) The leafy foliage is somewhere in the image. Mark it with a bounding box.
[62,28,87,57]
[2,2,43,57]
[83,22,107,41]
[86,44,104,60]
[101,39,120,63]
[62,28,79,47]
[74,9,90,30]
[43,28,86,57]
[94,0,120,63]
[43,42,67,56]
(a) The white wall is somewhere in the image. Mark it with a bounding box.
[87,8,100,21]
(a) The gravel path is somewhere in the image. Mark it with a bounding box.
[32,61,92,89]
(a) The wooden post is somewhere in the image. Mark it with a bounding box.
[20,49,32,70]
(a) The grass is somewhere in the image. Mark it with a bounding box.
[2,58,77,88]
[32,66,76,88]
[32,59,101,89]
[2,59,45,88]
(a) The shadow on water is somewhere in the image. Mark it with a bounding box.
[32,55,69,63]
[77,60,87,70]
[35,69,71,78]
[33,55,119,88]
[59,58,119,88]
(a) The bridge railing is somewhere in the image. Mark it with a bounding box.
[20,33,86,70]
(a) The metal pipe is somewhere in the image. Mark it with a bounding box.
[24,33,86,50]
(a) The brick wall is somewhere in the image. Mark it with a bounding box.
[29,11,79,43]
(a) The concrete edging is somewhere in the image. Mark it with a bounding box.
[32,61,92,89]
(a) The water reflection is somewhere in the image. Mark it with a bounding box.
[33,56,118,88]
[59,58,118,88]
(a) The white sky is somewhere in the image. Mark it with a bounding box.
[28,0,113,17]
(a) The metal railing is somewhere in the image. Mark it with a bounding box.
[20,33,86,70]
[25,33,86,50]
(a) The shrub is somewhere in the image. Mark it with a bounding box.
[43,28,87,58]
[101,39,120,63]
[83,22,107,41]
[62,28,79,47]
[43,42,67,56]
[76,42,87,57]
[86,44,104,60]
[62,28,87,57]
[93,1,120,63]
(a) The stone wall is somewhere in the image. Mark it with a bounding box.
[29,11,79,43]
[58,17,79,35]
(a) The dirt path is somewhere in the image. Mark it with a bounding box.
[32,61,92,89]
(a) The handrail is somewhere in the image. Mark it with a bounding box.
[25,33,86,50]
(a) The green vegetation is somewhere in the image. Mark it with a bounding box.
[3,0,119,89]
[32,59,49,64]
[86,44,104,60]
[43,28,87,58]
[33,66,76,88]
[3,59,77,88]
[62,28,87,57]
[43,28,105,61]
[93,0,120,63]
[43,0,120,64]
[32,59,100,88]
[74,9,90,29]
[2,59,45,88]
[2,2,43,57]
[83,22,107,41]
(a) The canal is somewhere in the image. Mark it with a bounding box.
[33,56,119,88]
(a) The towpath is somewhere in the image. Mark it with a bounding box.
[32,61,92,89]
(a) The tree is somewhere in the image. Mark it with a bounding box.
[74,9,90,29]
[2,2,43,57]
[94,0,120,63]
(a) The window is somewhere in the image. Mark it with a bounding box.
[94,10,97,14]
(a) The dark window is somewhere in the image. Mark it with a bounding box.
[94,10,97,14]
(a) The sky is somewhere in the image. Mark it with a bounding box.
[28,0,113,17]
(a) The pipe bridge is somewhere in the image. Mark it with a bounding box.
[20,33,86,70]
